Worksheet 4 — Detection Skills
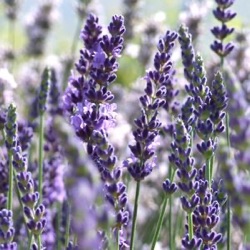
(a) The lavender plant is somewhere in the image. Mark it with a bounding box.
[1,1,250,249]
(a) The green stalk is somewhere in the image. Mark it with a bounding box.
[168,166,173,249]
[151,169,176,250]
[227,198,231,250]
[62,18,82,90]
[169,195,172,248]
[28,235,33,249]
[173,206,181,249]
[150,196,169,250]
[226,113,231,148]
[188,212,193,240]
[206,158,211,188]
[130,181,141,250]
[65,203,71,248]
[38,114,44,204]
[220,51,232,250]
[56,202,62,250]
[7,151,14,210]
[37,235,42,250]
[209,155,214,187]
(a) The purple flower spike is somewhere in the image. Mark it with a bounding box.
[125,30,178,181]
[211,0,236,59]
[0,209,16,248]
[63,14,129,246]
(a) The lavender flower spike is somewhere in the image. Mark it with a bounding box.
[125,30,178,181]
[0,209,17,249]
[211,0,236,59]
[64,14,129,248]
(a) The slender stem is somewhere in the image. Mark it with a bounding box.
[65,203,71,248]
[227,198,231,250]
[151,169,176,250]
[1,130,6,145]
[56,202,62,250]
[206,158,211,188]
[188,212,193,240]
[62,18,82,90]
[7,151,14,210]
[117,230,120,250]
[70,18,82,56]
[220,52,232,250]
[130,181,141,250]
[28,234,33,249]
[173,206,181,250]
[150,196,169,250]
[209,155,214,185]
[226,113,231,148]
[168,166,173,249]
[38,114,44,203]
[37,235,42,250]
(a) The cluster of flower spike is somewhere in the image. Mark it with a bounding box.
[176,24,228,249]
[63,14,129,247]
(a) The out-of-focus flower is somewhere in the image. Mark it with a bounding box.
[4,0,19,20]
[0,68,17,106]
[180,0,211,44]
[25,0,60,56]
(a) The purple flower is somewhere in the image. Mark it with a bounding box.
[63,14,129,246]
[211,0,236,59]
[0,209,17,249]
[125,30,178,181]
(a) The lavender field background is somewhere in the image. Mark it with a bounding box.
[0,0,250,249]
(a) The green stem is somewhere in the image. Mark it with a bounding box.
[1,130,6,145]
[221,53,232,250]
[168,166,173,249]
[70,18,82,56]
[117,231,120,250]
[151,169,176,250]
[28,234,33,249]
[37,235,42,250]
[7,151,13,210]
[38,114,44,204]
[206,158,211,188]
[56,202,62,250]
[173,206,181,250]
[130,181,141,250]
[150,196,169,250]
[62,18,82,90]
[209,155,214,186]
[227,198,231,250]
[65,203,71,248]
[226,113,231,148]
[169,195,172,248]
[188,212,193,240]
